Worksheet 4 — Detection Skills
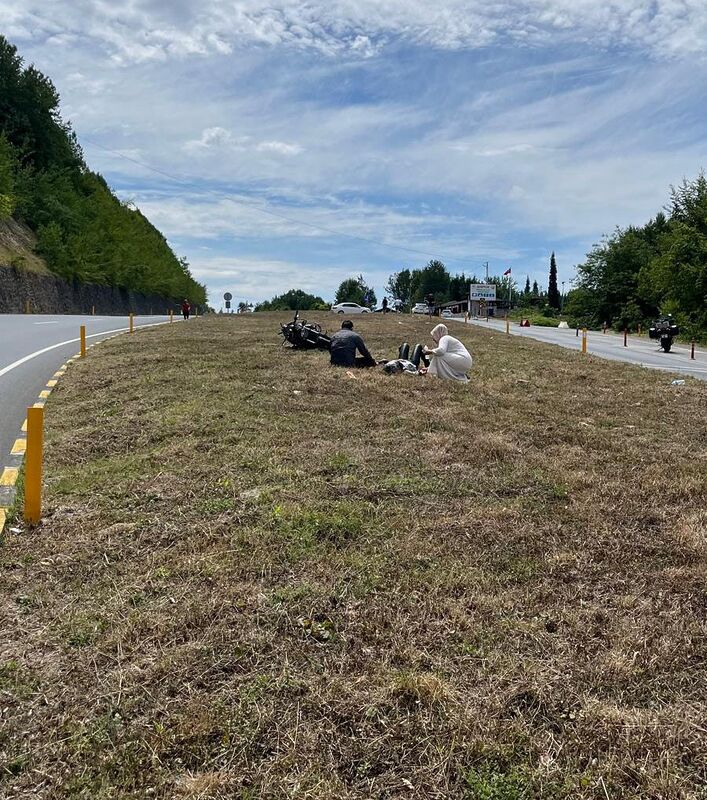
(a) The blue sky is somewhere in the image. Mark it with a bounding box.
[4,1,707,307]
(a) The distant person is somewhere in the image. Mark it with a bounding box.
[330,320,376,368]
[423,323,472,383]
[382,297,389,313]
[181,299,191,320]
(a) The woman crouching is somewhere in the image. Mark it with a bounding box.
[423,324,473,383]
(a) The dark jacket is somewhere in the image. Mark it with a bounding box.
[329,329,375,366]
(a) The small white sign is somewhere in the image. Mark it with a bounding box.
[469,284,496,301]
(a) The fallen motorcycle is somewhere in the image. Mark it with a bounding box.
[279,311,331,350]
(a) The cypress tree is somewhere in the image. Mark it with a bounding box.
[548,252,561,309]
[524,275,531,295]
[532,279,539,296]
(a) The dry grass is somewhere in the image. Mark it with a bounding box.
[1,312,706,799]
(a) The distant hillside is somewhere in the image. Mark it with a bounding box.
[0,36,206,305]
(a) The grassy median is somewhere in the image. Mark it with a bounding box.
[1,313,706,799]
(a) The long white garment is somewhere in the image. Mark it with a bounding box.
[427,331,472,382]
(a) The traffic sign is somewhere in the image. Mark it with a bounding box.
[225,300,231,309]
[224,292,232,301]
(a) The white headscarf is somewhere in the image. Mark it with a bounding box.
[431,323,448,343]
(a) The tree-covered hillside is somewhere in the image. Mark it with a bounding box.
[565,175,707,338]
[0,36,205,304]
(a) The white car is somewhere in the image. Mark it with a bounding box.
[331,302,370,314]
[412,303,429,314]
[440,309,453,319]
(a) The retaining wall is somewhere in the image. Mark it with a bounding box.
[0,265,177,315]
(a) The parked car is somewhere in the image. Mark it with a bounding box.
[331,302,370,314]
[412,303,429,314]
[440,309,453,319]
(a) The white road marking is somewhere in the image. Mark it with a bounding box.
[0,320,174,379]
[33,321,60,325]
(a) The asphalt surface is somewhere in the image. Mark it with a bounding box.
[0,314,175,467]
[459,317,707,381]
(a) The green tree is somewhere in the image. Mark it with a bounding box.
[255,289,327,311]
[386,269,413,306]
[335,275,376,306]
[416,259,450,303]
[524,276,531,295]
[548,252,560,310]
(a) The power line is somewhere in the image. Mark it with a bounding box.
[81,136,484,266]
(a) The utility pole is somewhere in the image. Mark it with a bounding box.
[561,280,566,313]
[484,262,489,283]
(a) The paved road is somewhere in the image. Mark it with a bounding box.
[458,317,707,381]
[0,314,174,469]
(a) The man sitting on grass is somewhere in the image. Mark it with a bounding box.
[330,320,377,368]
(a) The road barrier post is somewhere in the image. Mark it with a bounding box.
[581,328,587,354]
[505,319,510,334]
[638,324,641,336]
[24,406,44,526]
[25,299,30,314]
[92,305,95,316]
[691,340,696,360]
[169,309,173,323]
[623,329,628,347]
[129,313,134,334]
[576,327,579,337]
[80,325,86,357]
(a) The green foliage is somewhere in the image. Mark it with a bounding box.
[414,259,451,302]
[463,763,530,799]
[574,173,707,337]
[335,274,376,306]
[0,134,15,218]
[255,288,327,311]
[386,268,413,306]
[548,251,560,310]
[0,36,205,304]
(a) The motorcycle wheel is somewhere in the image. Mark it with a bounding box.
[399,342,410,360]
[662,340,672,353]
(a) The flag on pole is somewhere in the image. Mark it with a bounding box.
[503,268,512,276]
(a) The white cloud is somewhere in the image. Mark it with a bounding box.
[184,128,302,156]
[4,1,707,62]
[5,0,707,305]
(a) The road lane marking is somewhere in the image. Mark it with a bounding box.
[1,467,18,486]
[0,319,175,379]
[46,379,57,387]
[21,419,27,432]
[39,390,51,399]
[34,321,60,325]
[11,438,26,455]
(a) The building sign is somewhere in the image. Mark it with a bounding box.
[469,284,496,302]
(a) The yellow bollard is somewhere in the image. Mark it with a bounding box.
[80,325,86,358]
[25,299,30,314]
[581,328,587,354]
[24,406,44,526]
[129,313,134,334]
